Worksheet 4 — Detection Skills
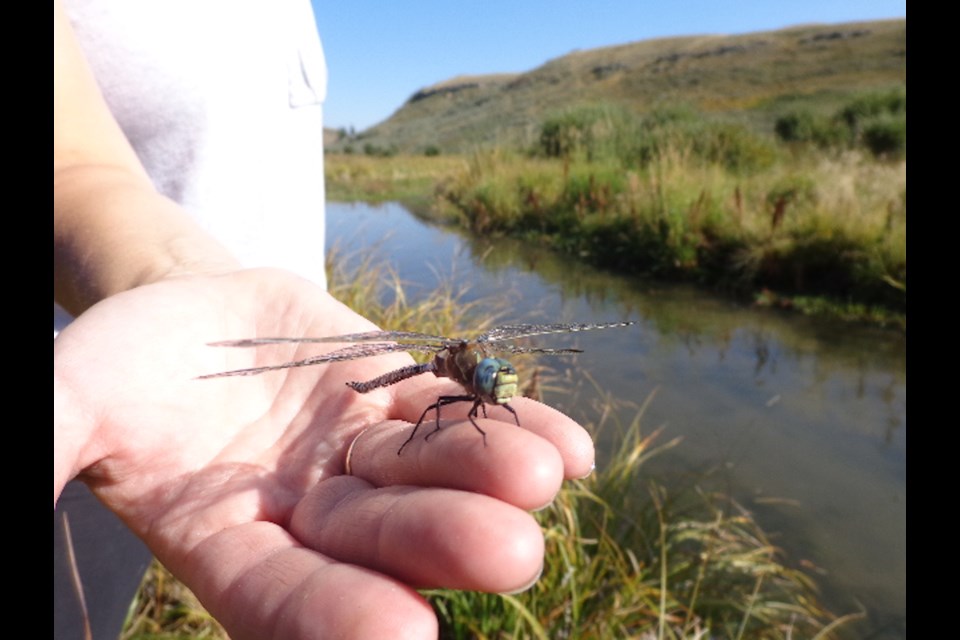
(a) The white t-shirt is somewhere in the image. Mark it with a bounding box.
[58,0,328,332]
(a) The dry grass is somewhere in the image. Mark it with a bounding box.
[325,153,467,207]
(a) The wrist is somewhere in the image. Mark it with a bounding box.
[54,170,241,314]
[53,362,96,506]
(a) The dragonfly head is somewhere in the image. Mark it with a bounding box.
[473,357,518,405]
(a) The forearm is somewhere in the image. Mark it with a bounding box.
[54,0,240,315]
[54,164,239,315]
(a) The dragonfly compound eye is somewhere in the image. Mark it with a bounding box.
[474,357,518,405]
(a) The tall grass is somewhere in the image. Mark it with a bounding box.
[325,153,468,210]
[427,389,843,639]
[120,563,225,640]
[436,126,905,320]
[122,247,840,639]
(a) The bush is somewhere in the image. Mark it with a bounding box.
[774,88,906,157]
[362,143,397,157]
[838,87,906,132]
[862,115,906,158]
[537,103,781,173]
[774,111,818,142]
[538,106,603,159]
[694,122,779,172]
[774,110,851,148]
[537,104,640,162]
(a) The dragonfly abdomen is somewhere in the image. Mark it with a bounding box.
[347,362,437,393]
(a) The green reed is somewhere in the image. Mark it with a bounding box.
[432,144,905,324]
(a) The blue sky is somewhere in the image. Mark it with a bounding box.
[311,1,905,132]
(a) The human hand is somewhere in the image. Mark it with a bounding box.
[54,268,595,640]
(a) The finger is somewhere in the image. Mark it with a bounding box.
[502,397,596,479]
[290,476,545,592]
[175,522,438,640]
[344,418,564,511]
[393,388,596,480]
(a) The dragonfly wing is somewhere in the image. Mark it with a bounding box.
[496,346,585,355]
[198,342,438,379]
[476,321,635,345]
[208,330,457,348]
[197,352,355,378]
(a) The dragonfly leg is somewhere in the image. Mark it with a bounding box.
[501,402,520,427]
[427,397,489,444]
[466,401,519,446]
[463,398,489,447]
[478,402,519,427]
[398,394,477,455]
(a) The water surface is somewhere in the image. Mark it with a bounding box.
[327,201,906,638]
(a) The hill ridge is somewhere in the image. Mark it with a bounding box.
[333,18,905,153]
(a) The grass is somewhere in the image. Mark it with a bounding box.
[121,247,844,639]
[326,139,906,328]
[120,562,226,640]
[445,96,904,290]
[324,153,467,213]
[427,384,849,639]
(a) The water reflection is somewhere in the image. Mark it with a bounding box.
[327,201,906,638]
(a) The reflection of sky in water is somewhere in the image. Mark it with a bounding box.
[327,201,906,638]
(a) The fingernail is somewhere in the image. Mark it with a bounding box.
[530,499,554,513]
[501,561,544,595]
[577,461,597,479]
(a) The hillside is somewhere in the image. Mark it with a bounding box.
[331,18,905,154]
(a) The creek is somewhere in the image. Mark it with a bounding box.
[327,201,906,639]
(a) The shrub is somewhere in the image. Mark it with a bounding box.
[694,122,779,172]
[774,110,851,148]
[537,104,640,162]
[773,89,906,157]
[862,115,906,158]
[774,111,819,142]
[362,142,397,157]
[838,87,906,132]
[836,87,906,156]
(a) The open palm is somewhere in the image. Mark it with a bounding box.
[54,268,595,640]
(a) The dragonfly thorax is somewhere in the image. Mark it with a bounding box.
[433,345,519,405]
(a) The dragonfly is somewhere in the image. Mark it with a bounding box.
[199,321,635,454]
